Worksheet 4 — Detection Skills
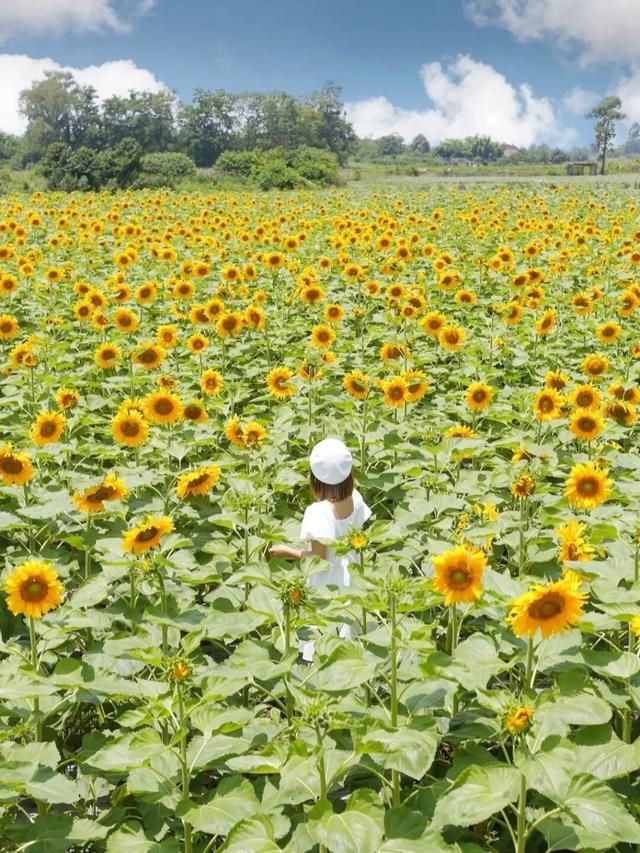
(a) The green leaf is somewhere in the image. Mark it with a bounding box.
[25,768,80,804]
[105,822,181,852]
[310,642,378,691]
[357,718,438,779]
[178,775,259,835]
[431,765,520,830]
[220,816,280,852]
[557,774,640,846]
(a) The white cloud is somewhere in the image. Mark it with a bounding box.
[0,54,167,136]
[563,87,601,115]
[615,69,640,126]
[345,55,574,147]
[465,0,640,65]
[0,0,154,42]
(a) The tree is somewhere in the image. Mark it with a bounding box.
[587,96,625,175]
[409,134,430,156]
[622,121,640,156]
[19,71,100,158]
[101,91,177,151]
[178,89,236,166]
[376,134,405,157]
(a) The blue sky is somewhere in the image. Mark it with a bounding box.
[1,0,639,147]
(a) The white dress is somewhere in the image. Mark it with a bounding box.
[299,488,372,661]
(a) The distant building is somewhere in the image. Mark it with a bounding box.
[502,144,519,158]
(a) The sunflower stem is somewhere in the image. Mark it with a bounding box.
[360,395,368,471]
[389,590,400,808]
[84,513,91,580]
[177,683,193,853]
[515,771,527,853]
[524,636,535,690]
[284,602,293,721]
[360,550,371,708]
[518,499,526,576]
[29,617,42,742]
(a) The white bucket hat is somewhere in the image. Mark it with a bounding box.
[309,438,353,485]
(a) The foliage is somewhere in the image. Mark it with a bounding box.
[216,146,339,188]
[135,152,197,188]
[587,96,626,175]
[0,184,639,853]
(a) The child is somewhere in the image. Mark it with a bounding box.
[269,437,372,660]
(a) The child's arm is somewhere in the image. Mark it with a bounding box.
[269,540,327,560]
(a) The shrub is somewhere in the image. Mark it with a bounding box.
[136,152,196,188]
[254,159,302,190]
[216,150,258,177]
[291,146,339,184]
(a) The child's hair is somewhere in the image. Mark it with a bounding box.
[310,471,354,502]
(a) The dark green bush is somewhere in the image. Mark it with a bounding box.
[136,152,196,187]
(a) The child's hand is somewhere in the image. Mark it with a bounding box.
[268,544,300,559]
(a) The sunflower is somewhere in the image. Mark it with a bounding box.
[438,324,465,351]
[216,312,243,338]
[582,353,609,380]
[183,399,208,423]
[204,298,223,320]
[56,388,79,410]
[465,382,493,410]
[507,577,586,639]
[403,370,429,402]
[267,366,295,399]
[511,473,534,499]
[31,411,66,446]
[533,388,564,421]
[596,322,622,345]
[176,464,220,499]
[564,461,612,510]
[114,308,139,333]
[445,425,476,439]
[454,288,477,306]
[122,515,173,554]
[535,308,557,336]
[618,289,639,317]
[300,283,325,304]
[323,303,344,323]
[95,343,121,369]
[243,421,267,446]
[222,264,241,283]
[432,545,487,606]
[265,251,285,269]
[74,301,93,322]
[556,519,595,565]
[225,418,244,447]
[245,305,266,329]
[544,371,568,391]
[382,376,409,408]
[343,370,369,400]
[73,472,128,513]
[0,444,33,485]
[193,261,211,278]
[311,324,336,349]
[505,706,533,734]
[157,325,178,348]
[112,410,148,447]
[503,302,524,325]
[5,560,64,619]
[135,282,157,305]
[173,280,195,300]
[570,409,604,442]
[603,400,637,426]
[133,343,165,371]
[200,369,223,396]
[420,311,446,336]
[570,384,601,411]
[144,391,183,424]
[0,314,19,338]
[187,333,209,354]
[380,343,405,361]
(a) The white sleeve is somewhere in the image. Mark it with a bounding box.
[353,489,373,524]
[300,503,335,543]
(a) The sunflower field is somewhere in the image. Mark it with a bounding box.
[0,184,639,853]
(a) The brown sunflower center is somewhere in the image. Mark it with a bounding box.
[1,455,22,474]
[449,567,471,588]
[40,421,57,438]
[576,392,593,407]
[529,593,563,620]
[389,386,405,400]
[577,417,595,432]
[138,349,158,364]
[89,486,116,503]
[186,473,209,490]
[184,405,202,419]
[473,390,487,403]
[136,526,159,542]
[154,399,174,415]
[121,420,140,437]
[21,579,48,602]
[539,397,554,413]
[577,477,598,496]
